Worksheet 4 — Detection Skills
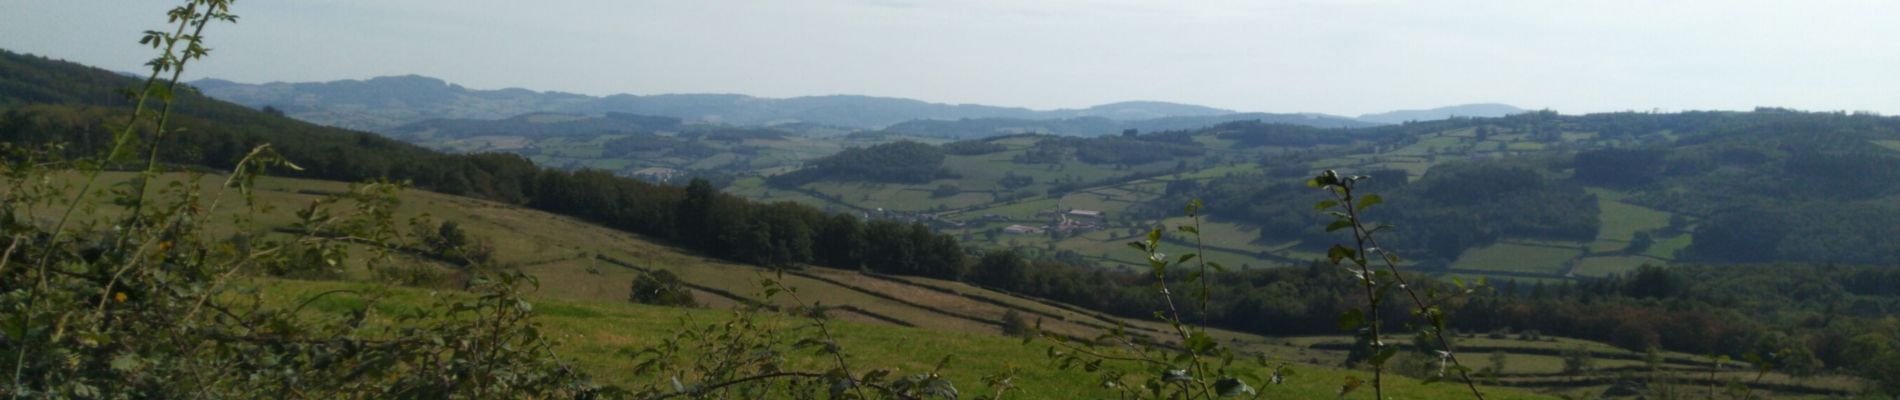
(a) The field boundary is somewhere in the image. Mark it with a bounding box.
[592,255,919,327]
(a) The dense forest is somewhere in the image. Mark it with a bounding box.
[765,141,955,186]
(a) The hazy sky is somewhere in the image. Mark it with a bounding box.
[4,0,1897,116]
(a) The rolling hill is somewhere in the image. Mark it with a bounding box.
[736,110,1900,284]
[194,75,1279,132]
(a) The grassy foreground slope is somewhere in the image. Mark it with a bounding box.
[56,172,1865,398]
[265,279,1551,400]
[62,171,1553,398]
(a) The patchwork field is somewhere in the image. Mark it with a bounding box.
[1452,242,1585,276]
[415,118,1720,287]
[264,278,1560,399]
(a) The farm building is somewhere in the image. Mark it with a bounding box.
[1067,209,1105,218]
[629,167,682,182]
[1002,224,1044,235]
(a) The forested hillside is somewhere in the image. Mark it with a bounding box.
[737,106,1900,278]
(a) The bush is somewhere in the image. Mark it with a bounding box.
[629,269,698,307]
[1000,309,1032,338]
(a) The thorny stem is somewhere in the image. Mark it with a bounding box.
[121,1,227,247]
[773,271,874,400]
[10,1,213,392]
[1146,238,1218,399]
[0,236,20,278]
[1335,185,1385,400]
[1331,177,1487,400]
[1189,208,1211,329]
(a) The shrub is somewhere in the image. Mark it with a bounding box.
[628,269,698,307]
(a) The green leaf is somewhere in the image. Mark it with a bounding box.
[1325,220,1353,232]
[862,369,892,384]
[1177,225,1199,234]
[1314,200,1338,210]
[1186,331,1217,354]
[1,316,22,340]
[1177,253,1198,264]
[1326,245,1354,265]
[1369,347,1399,366]
[1338,308,1364,330]
[109,354,140,372]
[1356,194,1383,210]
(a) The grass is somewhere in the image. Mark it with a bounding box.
[964,198,1061,220]
[1160,216,1269,253]
[1644,232,1693,260]
[721,177,838,210]
[1586,188,1674,254]
[45,173,1322,351]
[1281,334,1860,397]
[261,278,1557,399]
[1871,139,1900,153]
[1056,190,1137,214]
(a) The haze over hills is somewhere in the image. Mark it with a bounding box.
[193,75,1512,135]
[192,75,1266,133]
[1357,103,1528,124]
[877,112,1377,139]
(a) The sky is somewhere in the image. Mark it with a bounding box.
[3,0,1897,116]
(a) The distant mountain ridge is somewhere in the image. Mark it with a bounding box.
[192,75,1262,133]
[1356,103,1527,124]
[195,74,1525,135]
[881,112,1377,139]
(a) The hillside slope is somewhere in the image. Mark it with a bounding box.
[50,171,1569,398]
[737,109,1900,286]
